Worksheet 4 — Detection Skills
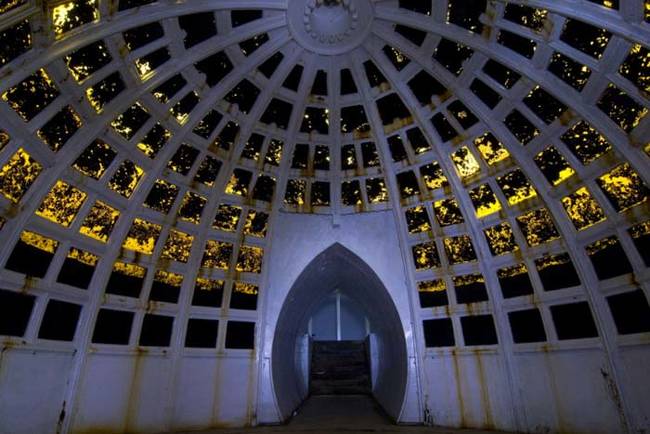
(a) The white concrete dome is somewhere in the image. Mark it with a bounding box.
[0,1,649,433]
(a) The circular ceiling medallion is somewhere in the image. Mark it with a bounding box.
[287,0,374,55]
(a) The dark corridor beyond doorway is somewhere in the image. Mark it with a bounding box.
[310,340,371,395]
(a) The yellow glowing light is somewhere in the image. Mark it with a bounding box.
[418,279,446,293]
[516,208,560,246]
[161,229,194,263]
[561,187,606,230]
[36,180,87,227]
[52,1,99,38]
[406,206,432,234]
[443,235,476,264]
[195,278,224,292]
[225,174,248,196]
[451,147,481,180]
[108,161,144,198]
[20,230,58,253]
[484,223,518,256]
[498,170,538,206]
[122,218,162,255]
[135,59,153,78]
[233,282,259,296]
[421,162,448,190]
[67,248,98,266]
[113,261,146,278]
[453,273,484,287]
[202,240,233,270]
[213,205,242,232]
[79,201,120,242]
[236,245,264,273]
[474,132,509,165]
[470,184,502,218]
[0,148,43,203]
[412,242,440,269]
[0,0,26,14]
[555,167,576,185]
[498,263,528,279]
[597,163,648,212]
[154,270,183,287]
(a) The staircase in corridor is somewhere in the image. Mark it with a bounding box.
[310,340,371,395]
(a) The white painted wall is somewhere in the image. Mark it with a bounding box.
[0,349,74,434]
[257,210,423,424]
[1,209,649,434]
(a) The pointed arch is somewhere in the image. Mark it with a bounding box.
[271,242,408,420]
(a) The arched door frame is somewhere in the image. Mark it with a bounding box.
[269,243,412,421]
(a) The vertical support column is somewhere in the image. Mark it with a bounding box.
[336,290,342,341]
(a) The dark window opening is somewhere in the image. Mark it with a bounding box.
[551,302,598,340]
[225,321,255,349]
[363,60,387,88]
[178,12,217,48]
[311,182,331,207]
[224,79,260,114]
[340,68,358,95]
[0,289,35,337]
[454,275,489,304]
[497,30,536,59]
[92,309,134,345]
[291,144,309,169]
[57,253,96,289]
[258,52,284,78]
[260,98,293,130]
[192,280,224,308]
[231,10,262,27]
[395,24,427,46]
[311,70,328,96]
[418,280,448,308]
[535,253,581,291]
[193,109,223,139]
[139,314,174,347]
[388,135,408,162]
[408,70,446,105]
[448,100,478,129]
[38,300,82,342]
[253,175,276,202]
[508,309,547,343]
[498,265,534,299]
[607,290,650,335]
[122,22,163,51]
[194,51,234,87]
[149,275,181,304]
[461,315,498,346]
[105,265,146,299]
[283,65,304,91]
[483,59,520,89]
[6,234,57,278]
[629,222,650,266]
[423,318,455,347]
[433,38,473,76]
[212,121,240,152]
[376,93,411,126]
[470,79,501,108]
[586,237,633,280]
[431,113,458,142]
[301,107,329,134]
[185,318,219,348]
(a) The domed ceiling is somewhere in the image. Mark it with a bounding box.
[0,0,649,417]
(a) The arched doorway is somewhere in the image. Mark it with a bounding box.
[271,243,408,421]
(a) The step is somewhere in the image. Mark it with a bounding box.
[311,369,369,381]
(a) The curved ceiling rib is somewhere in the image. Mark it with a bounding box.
[0,1,648,432]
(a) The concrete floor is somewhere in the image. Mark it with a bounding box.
[167,395,505,434]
